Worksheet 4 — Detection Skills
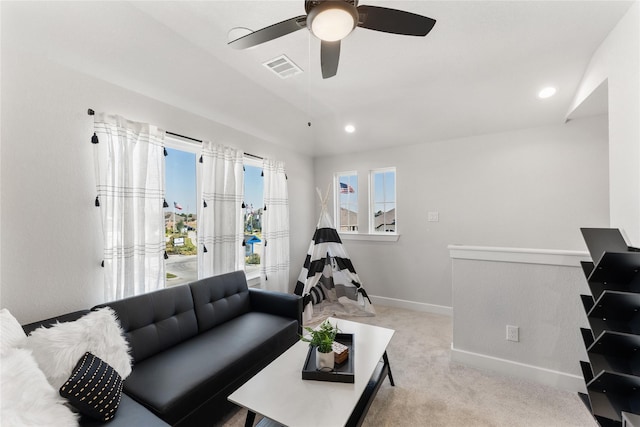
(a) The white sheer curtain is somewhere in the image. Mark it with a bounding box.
[198,141,244,278]
[260,159,290,292]
[93,113,166,301]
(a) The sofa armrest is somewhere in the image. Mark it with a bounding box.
[249,288,303,335]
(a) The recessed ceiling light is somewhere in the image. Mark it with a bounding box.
[538,87,557,99]
[227,27,253,44]
[345,124,355,133]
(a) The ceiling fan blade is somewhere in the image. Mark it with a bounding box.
[321,40,340,79]
[357,5,436,36]
[228,16,307,49]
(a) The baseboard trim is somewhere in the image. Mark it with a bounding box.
[370,295,452,316]
[450,345,586,393]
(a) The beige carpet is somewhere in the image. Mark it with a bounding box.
[220,306,596,427]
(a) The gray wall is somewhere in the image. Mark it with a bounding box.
[314,116,610,308]
[0,48,315,324]
[450,249,591,392]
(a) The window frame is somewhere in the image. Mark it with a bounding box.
[369,167,397,235]
[334,171,359,234]
[243,156,263,281]
[330,167,400,242]
[163,136,201,286]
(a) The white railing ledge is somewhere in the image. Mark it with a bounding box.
[448,244,590,267]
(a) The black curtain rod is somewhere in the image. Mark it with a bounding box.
[166,131,202,143]
[166,131,263,160]
[88,111,263,160]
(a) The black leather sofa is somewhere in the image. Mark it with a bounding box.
[23,271,302,427]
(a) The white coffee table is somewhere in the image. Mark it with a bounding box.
[228,317,395,427]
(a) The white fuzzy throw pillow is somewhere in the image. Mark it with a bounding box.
[1,347,78,426]
[1,308,27,355]
[25,307,132,390]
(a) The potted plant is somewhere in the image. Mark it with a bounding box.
[301,320,339,371]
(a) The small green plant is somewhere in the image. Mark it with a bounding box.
[300,320,339,353]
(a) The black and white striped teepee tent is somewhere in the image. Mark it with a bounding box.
[294,188,375,324]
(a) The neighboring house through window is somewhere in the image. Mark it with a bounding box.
[370,168,396,233]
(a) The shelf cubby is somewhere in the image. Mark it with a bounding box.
[587,252,640,299]
[578,228,640,426]
[586,291,640,337]
[586,331,640,377]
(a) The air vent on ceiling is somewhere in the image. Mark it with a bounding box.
[262,55,303,79]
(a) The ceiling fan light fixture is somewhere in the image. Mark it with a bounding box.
[308,2,358,42]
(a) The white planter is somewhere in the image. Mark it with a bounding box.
[315,348,334,371]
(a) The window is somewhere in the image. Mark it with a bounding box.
[244,158,264,279]
[370,168,396,233]
[335,172,358,232]
[164,142,198,286]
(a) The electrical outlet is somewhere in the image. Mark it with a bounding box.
[506,325,519,342]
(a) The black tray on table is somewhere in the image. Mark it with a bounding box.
[302,333,354,383]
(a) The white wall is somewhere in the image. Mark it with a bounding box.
[314,116,610,309]
[0,48,315,324]
[568,1,640,245]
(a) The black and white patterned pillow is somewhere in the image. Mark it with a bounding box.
[59,352,123,422]
[310,285,327,305]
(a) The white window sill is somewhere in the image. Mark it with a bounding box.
[245,271,261,288]
[339,233,400,242]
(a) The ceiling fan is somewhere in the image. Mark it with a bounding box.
[228,0,436,79]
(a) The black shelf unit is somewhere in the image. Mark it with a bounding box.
[578,228,640,426]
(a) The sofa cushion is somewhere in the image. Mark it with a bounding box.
[78,393,169,427]
[122,312,298,425]
[94,285,198,363]
[190,270,251,332]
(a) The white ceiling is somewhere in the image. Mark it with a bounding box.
[4,1,633,157]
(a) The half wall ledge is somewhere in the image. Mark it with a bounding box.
[448,245,590,267]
